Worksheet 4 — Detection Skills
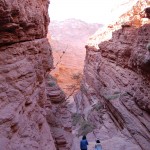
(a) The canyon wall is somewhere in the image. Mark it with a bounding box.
[46,75,73,150]
[0,0,56,149]
[76,0,150,149]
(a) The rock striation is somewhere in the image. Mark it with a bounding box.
[46,75,73,150]
[76,0,150,150]
[0,0,57,149]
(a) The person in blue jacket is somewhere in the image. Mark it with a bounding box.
[80,135,88,150]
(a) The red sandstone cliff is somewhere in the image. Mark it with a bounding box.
[1,0,150,149]
[45,75,73,150]
[0,0,57,149]
[75,0,150,149]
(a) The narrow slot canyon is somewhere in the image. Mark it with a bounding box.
[0,0,150,150]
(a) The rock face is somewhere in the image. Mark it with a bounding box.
[46,75,73,150]
[0,0,56,149]
[76,0,150,150]
[0,0,49,46]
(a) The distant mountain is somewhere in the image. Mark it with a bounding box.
[47,19,103,94]
[48,18,103,49]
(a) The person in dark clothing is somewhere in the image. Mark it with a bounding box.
[80,135,88,150]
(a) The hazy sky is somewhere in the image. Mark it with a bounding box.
[49,0,137,24]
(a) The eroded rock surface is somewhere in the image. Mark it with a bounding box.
[46,75,73,150]
[0,0,56,149]
[0,0,49,46]
[75,0,150,150]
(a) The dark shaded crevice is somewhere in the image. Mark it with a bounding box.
[0,36,47,48]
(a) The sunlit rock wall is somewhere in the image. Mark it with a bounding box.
[76,0,150,149]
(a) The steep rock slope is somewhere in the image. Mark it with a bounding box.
[76,0,150,150]
[0,0,56,149]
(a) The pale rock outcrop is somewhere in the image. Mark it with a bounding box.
[76,0,150,150]
[0,0,56,149]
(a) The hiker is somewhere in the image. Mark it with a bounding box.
[94,139,102,150]
[80,135,88,150]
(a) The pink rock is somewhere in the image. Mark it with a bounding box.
[0,0,56,149]
[0,0,49,46]
[76,1,150,150]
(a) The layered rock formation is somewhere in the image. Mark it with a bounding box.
[1,0,150,149]
[46,75,73,150]
[0,0,57,149]
[75,0,150,150]
[0,0,49,46]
